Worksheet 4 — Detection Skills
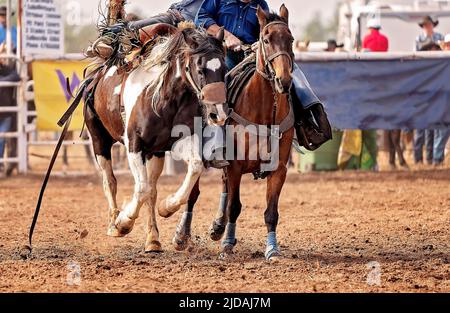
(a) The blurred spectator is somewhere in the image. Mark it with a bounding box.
[363,19,408,170]
[431,34,450,166]
[363,19,388,52]
[0,62,20,176]
[324,39,343,52]
[294,40,310,53]
[359,19,391,170]
[415,16,443,51]
[0,6,19,175]
[413,38,446,167]
[0,6,17,50]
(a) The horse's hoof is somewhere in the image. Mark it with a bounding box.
[209,222,226,241]
[172,234,190,251]
[158,199,178,218]
[222,244,235,255]
[114,212,135,236]
[265,248,282,262]
[19,245,32,260]
[106,225,123,237]
[145,240,163,253]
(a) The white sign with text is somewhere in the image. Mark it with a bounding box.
[22,0,64,57]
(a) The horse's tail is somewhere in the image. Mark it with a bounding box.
[107,0,127,26]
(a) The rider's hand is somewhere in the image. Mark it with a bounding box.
[225,33,243,52]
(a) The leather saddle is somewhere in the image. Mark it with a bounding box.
[226,52,332,151]
[226,52,257,107]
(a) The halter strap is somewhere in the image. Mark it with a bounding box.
[256,21,294,82]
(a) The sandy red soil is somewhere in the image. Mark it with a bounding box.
[0,169,449,292]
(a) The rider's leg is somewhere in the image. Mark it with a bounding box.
[86,10,183,59]
[203,125,229,169]
[292,63,321,109]
[291,64,332,150]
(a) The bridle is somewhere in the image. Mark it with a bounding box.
[254,20,295,134]
[256,21,294,86]
[184,55,227,121]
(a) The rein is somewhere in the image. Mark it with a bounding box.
[22,82,88,257]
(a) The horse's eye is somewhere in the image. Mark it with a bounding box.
[264,39,269,44]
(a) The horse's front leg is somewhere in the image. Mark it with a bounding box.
[115,150,150,236]
[144,156,165,253]
[159,159,203,218]
[172,179,200,251]
[264,164,288,261]
[209,170,228,241]
[158,135,204,218]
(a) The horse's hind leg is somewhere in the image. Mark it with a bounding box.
[144,156,165,253]
[173,178,200,251]
[85,106,120,237]
[115,139,150,236]
[264,165,288,261]
[209,170,228,241]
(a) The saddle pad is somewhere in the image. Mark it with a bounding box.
[226,52,257,108]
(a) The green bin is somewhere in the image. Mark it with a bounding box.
[298,131,343,172]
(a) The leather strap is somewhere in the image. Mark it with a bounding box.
[228,102,295,138]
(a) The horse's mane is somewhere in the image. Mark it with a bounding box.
[142,26,223,115]
[266,12,285,23]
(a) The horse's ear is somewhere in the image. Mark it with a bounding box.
[256,5,268,29]
[216,27,225,42]
[181,29,198,49]
[280,4,289,24]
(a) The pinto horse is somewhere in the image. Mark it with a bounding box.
[85,25,228,252]
[172,5,296,260]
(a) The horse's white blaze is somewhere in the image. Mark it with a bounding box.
[105,66,117,80]
[215,104,228,121]
[206,58,221,72]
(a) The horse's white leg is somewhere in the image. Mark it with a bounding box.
[115,151,149,236]
[96,155,121,237]
[144,156,165,253]
[159,159,203,218]
[158,135,204,218]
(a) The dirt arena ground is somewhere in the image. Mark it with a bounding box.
[0,166,449,293]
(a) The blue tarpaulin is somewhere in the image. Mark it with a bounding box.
[298,57,450,130]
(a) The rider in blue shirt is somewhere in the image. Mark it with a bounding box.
[196,0,269,69]
[0,6,17,50]
[195,0,325,111]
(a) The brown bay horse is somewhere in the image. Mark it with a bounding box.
[172,6,296,261]
[85,23,228,252]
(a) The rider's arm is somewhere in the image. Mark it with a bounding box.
[195,0,242,50]
[195,0,219,29]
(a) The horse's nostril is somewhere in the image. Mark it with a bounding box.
[209,113,219,121]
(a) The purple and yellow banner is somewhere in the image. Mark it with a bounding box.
[32,60,89,131]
